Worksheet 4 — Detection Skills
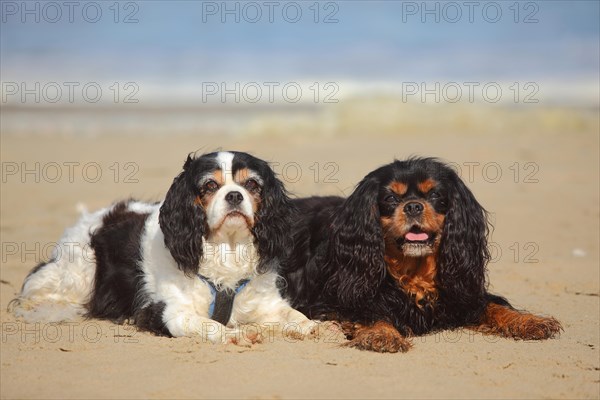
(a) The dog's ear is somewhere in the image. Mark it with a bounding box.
[324,177,386,307]
[159,155,206,276]
[252,166,294,273]
[437,169,490,316]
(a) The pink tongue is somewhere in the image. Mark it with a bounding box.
[405,232,429,241]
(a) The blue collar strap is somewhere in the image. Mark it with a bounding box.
[198,274,249,326]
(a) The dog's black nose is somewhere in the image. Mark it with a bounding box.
[403,202,424,216]
[225,191,243,206]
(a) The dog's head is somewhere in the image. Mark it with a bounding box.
[377,159,450,258]
[159,151,292,276]
[327,157,490,306]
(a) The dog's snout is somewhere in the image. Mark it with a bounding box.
[403,202,424,216]
[225,191,243,206]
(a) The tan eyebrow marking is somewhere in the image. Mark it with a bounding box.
[417,179,437,193]
[389,181,408,196]
[212,170,224,185]
[234,168,251,183]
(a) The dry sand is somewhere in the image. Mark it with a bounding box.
[1,122,599,399]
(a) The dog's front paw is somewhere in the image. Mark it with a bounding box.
[345,321,412,353]
[224,327,263,347]
[282,320,319,341]
[507,315,563,340]
[305,321,347,343]
[475,304,563,341]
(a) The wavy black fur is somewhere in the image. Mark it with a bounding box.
[159,155,209,276]
[233,155,295,273]
[282,157,495,336]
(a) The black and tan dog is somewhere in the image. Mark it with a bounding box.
[283,157,562,352]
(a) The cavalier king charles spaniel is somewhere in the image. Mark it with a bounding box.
[12,151,315,344]
[283,157,562,352]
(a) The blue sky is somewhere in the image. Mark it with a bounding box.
[2,1,599,96]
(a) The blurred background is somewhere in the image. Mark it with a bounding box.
[1,0,598,137]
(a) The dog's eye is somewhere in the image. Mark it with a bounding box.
[204,180,219,192]
[384,194,399,203]
[244,179,260,193]
[429,191,441,200]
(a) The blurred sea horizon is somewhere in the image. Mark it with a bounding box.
[1,0,598,136]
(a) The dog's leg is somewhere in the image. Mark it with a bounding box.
[231,272,321,340]
[241,299,321,341]
[472,301,563,340]
[270,304,321,340]
[344,321,412,353]
[161,305,262,346]
[12,257,95,323]
[11,208,106,323]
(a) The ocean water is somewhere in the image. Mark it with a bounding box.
[1,0,598,135]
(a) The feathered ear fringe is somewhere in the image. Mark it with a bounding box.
[324,178,386,307]
[436,170,490,319]
[159,156,207,276]
[252,169,294,274]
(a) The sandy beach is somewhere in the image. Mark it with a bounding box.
[1,110,599,399]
